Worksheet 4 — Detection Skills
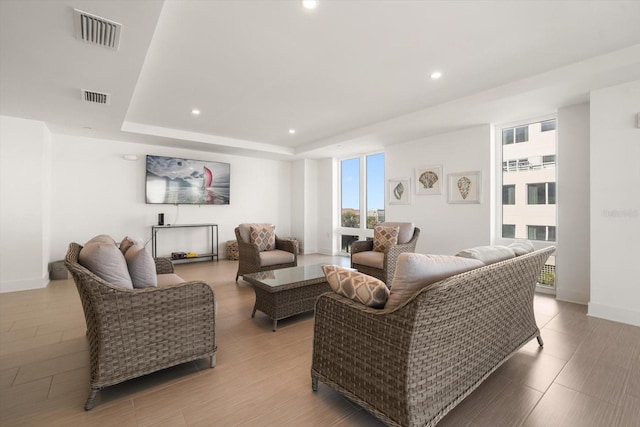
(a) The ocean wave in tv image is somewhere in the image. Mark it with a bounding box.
[146,155,230,205]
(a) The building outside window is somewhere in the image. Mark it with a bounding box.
[339,153,384,253]
[500,117,557,288]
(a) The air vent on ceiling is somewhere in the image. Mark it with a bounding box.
[73,9,122,50]
[81,89,111,105]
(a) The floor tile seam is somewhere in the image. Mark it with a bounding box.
[0,331,64,357]
[12,352,90,386]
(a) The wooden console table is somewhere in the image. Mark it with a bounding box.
[151,224,218,262]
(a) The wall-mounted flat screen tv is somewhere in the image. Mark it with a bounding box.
[146,155,230,205]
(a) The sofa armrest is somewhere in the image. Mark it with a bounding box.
[275,236,298,254]
[312,292,411,414]
[154,257,174,274]
[351,240,373,254]
[89,281,216,385]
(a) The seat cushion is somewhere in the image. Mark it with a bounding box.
[79,241,133,289]
[386,253,484,309]
[157,273,185,287]
[379,222,415,244]
[259,249,295,267]
[455,245,516,265]
[373,225,399,253]
[238,223,274,244]
[352,251,384,270]
[250,224,276,252]
[323,265,389,308]
[125,245,158,288]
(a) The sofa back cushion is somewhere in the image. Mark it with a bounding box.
[125,244,158,288]
[386,253,484,309]
[508,240,535,256]
[323,265,389,308]
[455,245,515,265]
[238,223,274,244]
[79,241,133,289]
[373,225,399,253]
[379,222,415,244]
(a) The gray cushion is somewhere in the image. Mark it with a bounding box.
[124,245,158,288]
[509,240,535,256]
[157,273,185,287]
[259,249,295,267]
[323,265,389,308]
[455,245,516,265]
[239,223,274,244]
[380,222,415,244]
[86,234,116,245]
[386,253,484,309]
[119,236,138,255]
[79,242,133,289]
[352,251,384,269]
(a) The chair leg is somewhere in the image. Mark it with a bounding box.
[312,377,318,392]
[209,354,216,368]
[84,388,99,411]
[536,334,544,347]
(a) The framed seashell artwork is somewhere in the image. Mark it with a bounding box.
[414,165,442,195]
[447,171,481,204]
[388,178,411,204]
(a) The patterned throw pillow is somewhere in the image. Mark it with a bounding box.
[250,225,276,252]
[322,265,389,308]
[373,225,400,253]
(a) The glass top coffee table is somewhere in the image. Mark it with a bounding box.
[243,264,332,331]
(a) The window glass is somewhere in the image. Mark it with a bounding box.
[340,235,359,253]
[366,153,385,229]
[541,119,556,132]
[515,126,529,143]
[340,158,360,228]
[528,183,546,204]
[503,185,515,205]
[548,182,556,204]
[502,128,514,145]
[502,224,516,238]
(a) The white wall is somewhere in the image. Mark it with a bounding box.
[316,158,336,255]
[0,116,52,292]
[589,79,640,326]
[385,125,492,255]
[556,103,590,304]
[0,116,293,292]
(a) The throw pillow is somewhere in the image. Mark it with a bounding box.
[373,225,400,253]
[509,240,535,256]
[386,253,484,309]
[322,265,389,308]
[124,245,158,288]
[250,225,275,252]
[119,236,138,255]
[79,242,133,289]
[455,245,516,265]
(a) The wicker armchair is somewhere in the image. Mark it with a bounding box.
[351,223,420,285]
[312,247,555,427]
[65,243,216,410]
[235,224,298,281]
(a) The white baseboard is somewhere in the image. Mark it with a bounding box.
[556,288,589,305]
[0,275,48,293]
[588,302,640,327]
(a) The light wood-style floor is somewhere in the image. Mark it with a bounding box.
[1,254,638,426]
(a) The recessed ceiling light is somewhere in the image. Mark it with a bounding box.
[191,109,201,115]
[430,71,443,80]
[289,129,296,134]
[301,0,319,10]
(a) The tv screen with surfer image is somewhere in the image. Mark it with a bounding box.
[145,155,230,205]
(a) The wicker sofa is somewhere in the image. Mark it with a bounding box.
[65,241,216,410]
[312,246,555,427]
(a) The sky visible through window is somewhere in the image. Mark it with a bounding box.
[341,154,384,210]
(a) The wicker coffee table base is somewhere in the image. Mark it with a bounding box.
[250,281,332,331]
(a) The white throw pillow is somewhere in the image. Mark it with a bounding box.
[455,245,515,265]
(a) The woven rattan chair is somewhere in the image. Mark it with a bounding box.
[235,224,298,281]
[312,246,555,427]
[65,243,216,411]
[351,223,420,285]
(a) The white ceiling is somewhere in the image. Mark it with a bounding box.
[2,0,640,160]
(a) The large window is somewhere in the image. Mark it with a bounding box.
[498,116,557,288]
[339,153,384,253]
